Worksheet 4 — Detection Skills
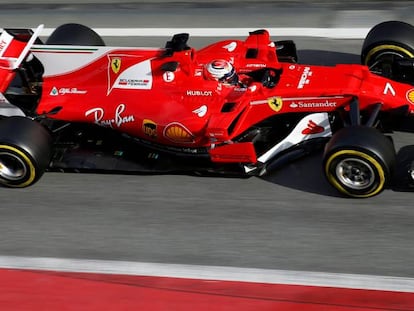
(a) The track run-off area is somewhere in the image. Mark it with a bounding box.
[1,257,414,310]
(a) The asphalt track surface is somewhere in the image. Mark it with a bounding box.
[0,3,414,283]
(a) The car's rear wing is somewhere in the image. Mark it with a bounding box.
[0,25,43,92]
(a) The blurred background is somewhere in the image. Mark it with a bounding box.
[0,1,413,29]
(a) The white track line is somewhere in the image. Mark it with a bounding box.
[0,255,414,292]
[28,27,370,39]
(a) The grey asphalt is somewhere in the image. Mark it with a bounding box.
[1,146,413,277]
[0,4,413,279]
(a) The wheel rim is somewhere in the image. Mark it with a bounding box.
[366,45,414,78]
[365,44,414,66]
[0,151,27,181]
[335,157,375,190]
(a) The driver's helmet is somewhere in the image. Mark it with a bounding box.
[204,59,238,85]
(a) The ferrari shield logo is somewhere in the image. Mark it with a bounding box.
[268,97,283,112]
[111,58,121,74]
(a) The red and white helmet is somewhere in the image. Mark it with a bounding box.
[204,59,238,85]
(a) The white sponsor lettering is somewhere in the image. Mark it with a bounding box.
[186,90,213,96]
[297,66,312,89]
[85,103,135,128]
[290,100,337,109]
[246,63,266,68]
[234,87,247,92]
[119,79,149,87]
[109,59,153,94]
[50,87,87,96]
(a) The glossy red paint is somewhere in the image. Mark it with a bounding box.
[28,30,412,154]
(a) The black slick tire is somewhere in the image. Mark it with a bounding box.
[361,21,414,67]
[46,23,105,46]
[323,126,396,198]
[0,117,52,187]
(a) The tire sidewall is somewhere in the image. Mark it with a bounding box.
[46,23,105,46]
[323,126,395,198]
[0,117,52,188]
[324,148,387,198]
[362,21,414,65]
[0,144,37,187]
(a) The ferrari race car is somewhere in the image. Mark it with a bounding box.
[0,21,413,198]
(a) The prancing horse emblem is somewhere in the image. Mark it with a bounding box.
[268,96,283,112]
[111,58,121,74]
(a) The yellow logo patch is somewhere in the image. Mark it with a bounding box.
[406,89,414,105]
[142,119,157,139]
[268,97,283,112]
[164,123,194,143]
[111,58,122,74]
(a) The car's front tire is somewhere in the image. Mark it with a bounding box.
[323,126,396,198]
[361,21,414,78]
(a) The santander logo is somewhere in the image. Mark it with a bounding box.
[302,120,324,135]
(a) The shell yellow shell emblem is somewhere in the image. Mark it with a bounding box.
[164,123,194,143]
[268,97,283,112]
[111,58,121,74]
[406,89,414,105]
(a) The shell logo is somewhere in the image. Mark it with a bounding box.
[164,122,195,143]
[406,89,414,105]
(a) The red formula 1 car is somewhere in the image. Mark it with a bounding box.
[0,21,413,197]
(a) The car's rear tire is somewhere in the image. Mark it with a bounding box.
[46,23,105,46]
[323,126,396,198]
[0,117,52,187]
[361,21,414,75]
